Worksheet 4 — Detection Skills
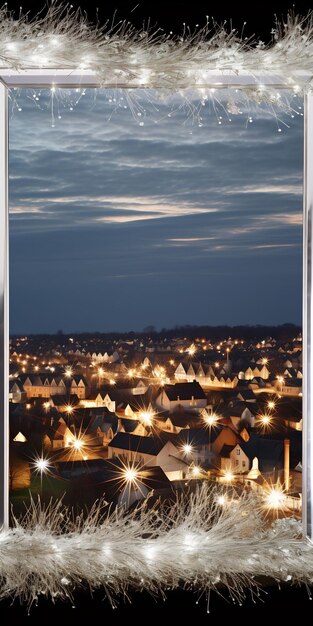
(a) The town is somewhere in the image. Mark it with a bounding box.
[8,325,302,516]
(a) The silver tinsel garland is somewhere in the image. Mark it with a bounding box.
[0,486,312,608]
[0,3,312,91]
[0,4,311,607]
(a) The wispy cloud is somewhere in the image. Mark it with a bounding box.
[8,88,304,332]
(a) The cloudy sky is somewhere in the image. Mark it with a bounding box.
[9,89,303,334]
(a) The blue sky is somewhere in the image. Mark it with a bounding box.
[8,89,303,333]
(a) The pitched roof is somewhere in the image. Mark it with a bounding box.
[9,379,24,392]
[178,427,217,446]
[283,378,302,387]
[51,394,79,406]
[56,458,171,493]
[220,444,236,458]
[240,434,284,471]
[108,432,169,455]
[236,390,256,400]
[163,382,206,401]
[121,418,141,433]
[169,412,201,428]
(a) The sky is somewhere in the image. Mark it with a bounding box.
[9,88,303,334]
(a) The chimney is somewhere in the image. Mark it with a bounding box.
[284,438,290,492]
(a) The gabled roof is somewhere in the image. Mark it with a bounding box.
[178,427,219,446]
[88,413,118,433]
[239,434,284,471]
[51,394,79,406]
[50,420,69,440]
[220,444,236,458]
[169,412,201,428]
[108,432,169,455]
[162,382,206,401]
[56,458,171,493]
[120,418,140,433]
[9,379,24,392]
[283,378,302,387]
[236,390,256,401]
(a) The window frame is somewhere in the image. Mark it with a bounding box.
[0,69,311,539]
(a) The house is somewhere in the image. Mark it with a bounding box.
[49,418,74,450]
[212,426,243,455]
[174,362,238,389]
[220,399,258,428]
[236,390,256,403]
[119,418,148,437]
[87,412,119,446]
[56,458,171,509]
[248,377,268,390]
[115,400,145,417]
[20,374,67,398]
[155,382,207,413]
[273,377,302,396]
[108,432,186,480]
[174,362,215,383]
[220,443,250,474]
[9,379,26,403]
[20,373,88,399]
[80,391,116,412]
[111,379,148,397]
[178,427,218,464]
[50,394,80,412]
[13,431,27,443]
[244,365,270,380]
[155,410,202,434]
[273,398,303,431]
[240,434,284,478]
[69,375,88,399]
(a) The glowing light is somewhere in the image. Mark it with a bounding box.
[140,410,154,426]
[217,495,226,506]
[262,358,268,365]
[186,343,196,356]
[26,403,31,410]
[191,465,201,477]
[277,376,284,384]
[267,400,276,410]
[264,485,287,510]
[98,367,105,377]
[259,414,272,426]
[127,368,135,378]
[43,401,50,411]
[204,412,220,428]
[109,379,116,385]
[64,367,73,378]
[182,443,193,455]
[64,405,74,414]
[224,470,234,482]
[215,362,219,368]
[33,455,51,475]
[72,438,83,451]
[123,467,138,483]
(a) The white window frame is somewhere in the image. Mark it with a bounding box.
[0,69,311,539]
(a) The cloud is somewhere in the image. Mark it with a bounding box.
[8,88,304,332]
